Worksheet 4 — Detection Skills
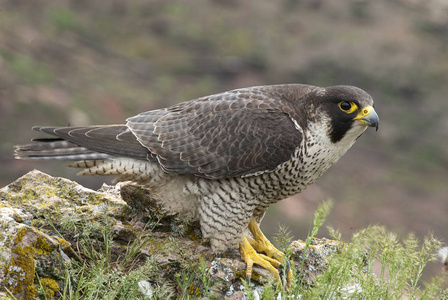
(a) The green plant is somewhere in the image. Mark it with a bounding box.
[241,200,447,300]
[299,226,446,299]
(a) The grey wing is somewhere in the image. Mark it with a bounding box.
[127,90,303,179]
[16,86,308,178]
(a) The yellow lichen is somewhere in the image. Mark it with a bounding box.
[55,237,71,250]
[25,285,38,300]
[39,278,60,299]
[34,235,52,255]
[186,229,201,241]
[6,245,37,298]
[188,282,195,295]
[13,226,28,245]
[5,225,70,299]
[12,214,23,223]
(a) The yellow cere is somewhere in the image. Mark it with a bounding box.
[355,105,374,119]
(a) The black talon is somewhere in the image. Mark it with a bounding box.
[285,260,291,274]
[278,260,291,281]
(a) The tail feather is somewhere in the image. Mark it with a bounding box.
[14,139,113,161]
[16,125,150,161]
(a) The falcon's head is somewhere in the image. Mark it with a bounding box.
[308,85,379,144]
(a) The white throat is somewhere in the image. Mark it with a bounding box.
[306,118,367,165]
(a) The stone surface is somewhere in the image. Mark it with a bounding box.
[0,170,345,299]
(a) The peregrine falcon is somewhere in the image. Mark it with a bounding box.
[15,84,379,284]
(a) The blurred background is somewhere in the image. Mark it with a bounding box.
[1,0,448,279]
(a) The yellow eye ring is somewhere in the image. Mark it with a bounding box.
[338,101,357,114]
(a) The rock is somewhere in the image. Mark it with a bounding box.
[0,170,345,299]
[0,170,128,299]
[290,238,347,288]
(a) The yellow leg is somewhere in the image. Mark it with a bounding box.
[248,219,285,262]
[239,219,293,287]
[239,236,281,283]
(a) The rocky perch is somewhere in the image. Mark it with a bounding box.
[0,170,345,299]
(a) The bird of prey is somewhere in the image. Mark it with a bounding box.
[15,84,379,284]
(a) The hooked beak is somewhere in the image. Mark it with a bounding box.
[354,106,379,131]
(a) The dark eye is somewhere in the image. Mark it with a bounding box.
[339,101,352,111]
[338,101,357,113]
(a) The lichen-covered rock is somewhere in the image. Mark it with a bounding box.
[290,238,347,288]
[0,171,344,299]
[0,170,128,299]
[0,192,72,299]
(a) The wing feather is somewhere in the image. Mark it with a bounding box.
[18,84,317,178]
[127,85,307,179]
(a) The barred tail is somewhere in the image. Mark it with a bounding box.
[14,139,114,161]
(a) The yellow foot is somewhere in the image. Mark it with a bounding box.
[239,219,293,287]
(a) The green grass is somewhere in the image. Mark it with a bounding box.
[33,208,174,300]
[250,201,448,299]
